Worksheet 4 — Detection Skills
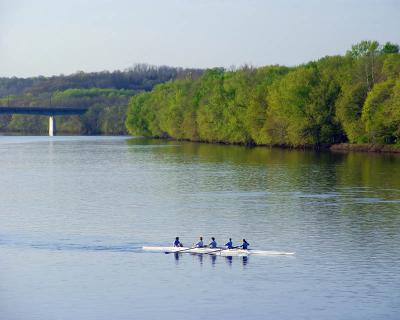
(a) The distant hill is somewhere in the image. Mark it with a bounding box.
[0,64,203,135]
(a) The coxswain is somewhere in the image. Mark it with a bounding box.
[241,239,250,250]
[225,238,233,249]
[174,237,183,247]
[195,236,204,248]
[209,237,217,248]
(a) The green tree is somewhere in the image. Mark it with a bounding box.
[126,92,154,136]
[381,42,400,54]
[8,115,47,133]
[196,69,228,142]
[335,82,368,143]
[266,63,343,146]
[382,54,400,79]
[346,40,381,89]
[362,79,400,143]
[244,66,289,144]
[158,80,194,139]
[99,106,128,134]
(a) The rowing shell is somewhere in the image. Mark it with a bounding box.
[142,246,295,256]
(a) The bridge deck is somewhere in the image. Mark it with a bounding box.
[0,106,88,116]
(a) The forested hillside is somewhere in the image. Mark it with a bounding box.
[126,41,400,147]
[0,64,203,134]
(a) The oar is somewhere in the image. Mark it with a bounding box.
[204,246,240,255]
[165,247,195,254]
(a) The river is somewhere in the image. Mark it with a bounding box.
[0,136,399,320]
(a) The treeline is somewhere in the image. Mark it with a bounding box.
[0,64,203,96]
[126,41,400,146]
[0,64,203,134]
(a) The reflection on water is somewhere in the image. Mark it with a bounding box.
[127,138,400,203]
[0,136,399,320]
[172,251,249,267]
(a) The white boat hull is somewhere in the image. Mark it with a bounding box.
[142,246,294,256]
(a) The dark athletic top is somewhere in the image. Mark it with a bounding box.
[196,240,204,248]
[209,240,217,248]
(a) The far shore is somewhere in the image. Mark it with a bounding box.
[330,143,400,154]
[139,135,400,155]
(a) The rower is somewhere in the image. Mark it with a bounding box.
[225,238,233,249]
[241,239,250,250]
[209,237,217,248]
[174,237,183,247]
[195,236,204,248]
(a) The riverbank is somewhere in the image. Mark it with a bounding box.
[330,143,400,154]
[143,136,400,154]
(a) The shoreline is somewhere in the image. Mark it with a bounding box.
[147,136,400,154]
[329,143,400,154]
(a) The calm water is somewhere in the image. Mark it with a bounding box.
[0,136,399,320]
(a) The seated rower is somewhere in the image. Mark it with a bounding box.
[209,237,217,248]
[241,239,250,250]
[225,238,233,249]
[195,236,204,248]
[174,237,183,247]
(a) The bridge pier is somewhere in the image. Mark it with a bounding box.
[49,116,56,136]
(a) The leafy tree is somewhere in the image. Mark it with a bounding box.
[346,40,381,90]
[126,92,154,136]
[381,42,400,54]
[335,82,368,143]
[362,79,400,143]
[158,80,193,139]
[98,106,128,134]
[382,54,400,79]
[221,68,255,144]
[7,115,47,133]
[245,66,289,144]
[196,69,228,142]
[346,40,380,59]
[265,63,343,146]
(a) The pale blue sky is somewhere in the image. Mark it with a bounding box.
[1,0,399,77]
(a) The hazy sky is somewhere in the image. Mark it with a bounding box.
[1,0,399,77]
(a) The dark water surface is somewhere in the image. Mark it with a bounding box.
[0,136,399,320]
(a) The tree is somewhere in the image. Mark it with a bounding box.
[362,79,400,144]
[381,42,400,54]
[382,54,400,79]
[266,63,343,146]
[126,92,157,136]
[335,83,368,143]
[196,68,228,142]
[346,40,380,59]
[346,40,380,89]
[244,66,289,144]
